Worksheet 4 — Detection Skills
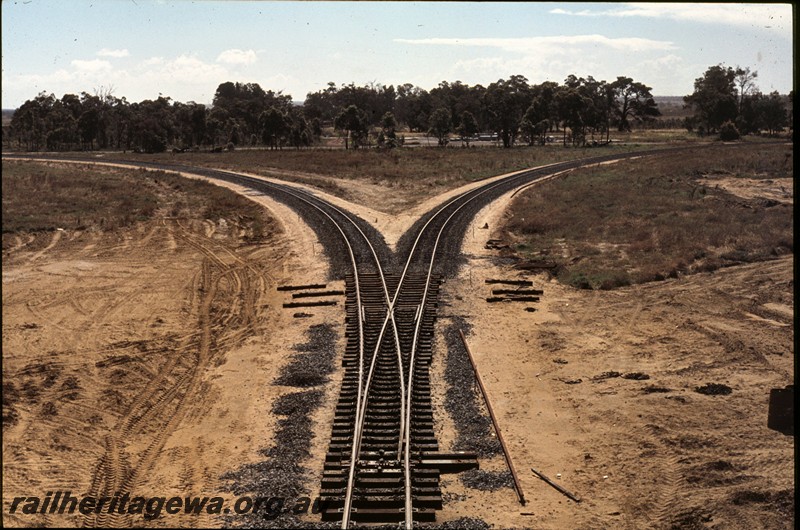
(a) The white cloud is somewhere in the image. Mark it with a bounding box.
[638,53,686,71]
[630,54,695,94]
[11,61,119,102]
[550,3,792,36]
[549,8,598,17]
[15,69,75,88]
[7,54,231,105]
[97,48,130,58]
[395,35,676,53]
[216,48,258,65]
[260,73,301,94]
[137,55,229,87]
[440,46,691,94]
[70,59,113,72]
[124,54,230,102]
[141,56,165,67]
[174,55,225,76]
[395,33,695,92]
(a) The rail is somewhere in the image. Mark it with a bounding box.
[4,144,716,528]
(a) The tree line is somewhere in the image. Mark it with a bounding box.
[4,64,790,152]
[683,65,791,139]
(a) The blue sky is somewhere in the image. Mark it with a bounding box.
[1,1,793,108]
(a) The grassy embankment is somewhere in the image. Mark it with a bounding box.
[503,143,793,289]
[1,161,272,242]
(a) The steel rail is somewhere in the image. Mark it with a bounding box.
[327,153,629,528]
[2,155,401,530]
[358,181,500,527]
[202,147,711,526]
[460,329,525,504]
[390,171,519,527]
[399,184,488,528]
[216,175,406,530]
[392,153,650,528]
[127,164,405,530]
[240,176,404,530]
[4,145,715,527]
[392,147,710,525]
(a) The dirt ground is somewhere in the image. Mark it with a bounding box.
[2,162,794,529]
[430,185,794,529]
[2,177,343,528]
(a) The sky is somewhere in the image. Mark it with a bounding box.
[1,1,794,108]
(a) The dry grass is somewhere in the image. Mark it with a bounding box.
[117,143,665,193]
[1,161,272,242]
[17,131,725,209]
[503,143,793,289]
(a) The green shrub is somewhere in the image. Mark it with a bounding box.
[719,121,740,141]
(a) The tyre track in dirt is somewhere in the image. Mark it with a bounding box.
[651,450,686,528]
[172,221,264,335]
[15,228,172,343]
[2,233,36,255]
[82,223,269,527]
[23,230,63,264]
[3,201,288,528]
[86,272,212,526]
[85,289,210,525]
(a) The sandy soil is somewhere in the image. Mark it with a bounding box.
[3,160,794,529]
[699,175,793,205]
[2,186,344,528]
[430,185,794,529]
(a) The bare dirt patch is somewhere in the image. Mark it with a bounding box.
[700,175,793,205]
[2,163,343,528]
[429,201,794,529]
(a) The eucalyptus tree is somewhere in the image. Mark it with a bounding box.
[483,75,531,148]
[12,92,57,150]
[428,107,452,146]
[44,99,79,150]
[683,65,738,134]
[334,105,369,149]
[378,111,398,148]
[395,83,432,132]
[757,91,789,136]
[128,96,174,153]
[529,81,560,132]
[457,110,479,146]
[259,106,290,149]
[519,100,549,146]
[734,66,758,115]
[212,81,291,141]
[610,76,660,132]
[555,86,590,146]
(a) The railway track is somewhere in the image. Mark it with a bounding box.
[4,145,714,528]
[320,272,474,524]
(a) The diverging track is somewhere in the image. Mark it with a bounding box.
[4,146,704,528]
